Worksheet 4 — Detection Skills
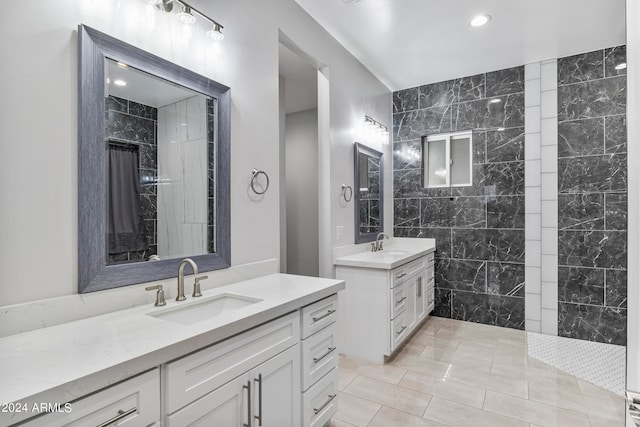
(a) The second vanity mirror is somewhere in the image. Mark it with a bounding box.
[354,143,384,243]
[78,25,230,293]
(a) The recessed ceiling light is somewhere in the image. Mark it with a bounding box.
[497,127,506,131]
[489,98,502,104]
[615,62,627,70]
[113,79,127,86]
[470,14,491,27]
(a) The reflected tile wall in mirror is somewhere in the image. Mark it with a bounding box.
[393,66,526,330]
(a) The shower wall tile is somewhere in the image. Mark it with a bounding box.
[605,269,627,308]
[558,154,626,193]
[605,115,627,154]
[557,267,605,305]
[557,118,605,158]
[558,230,627,270]
[557,193,604,230]
[604,45,627,78]
[393,66,525,330]
[558,50,604,85]
[557,76,626,121]
[558,303,626,346]
[605,193,627,231]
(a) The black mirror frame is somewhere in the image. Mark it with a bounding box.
[78,25,231,293]
[353,142,384,244]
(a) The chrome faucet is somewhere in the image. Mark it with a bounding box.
[176,258,208,301]
[371,232,389,252]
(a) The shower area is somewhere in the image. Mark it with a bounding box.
[392,45,627,396]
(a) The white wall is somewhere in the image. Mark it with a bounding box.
[0,0,390,306]
[285,109,319,276]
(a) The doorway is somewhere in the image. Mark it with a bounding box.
[279,42,319,276]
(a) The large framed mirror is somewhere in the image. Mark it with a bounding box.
[78,25,230,293]
[354,142,384,243]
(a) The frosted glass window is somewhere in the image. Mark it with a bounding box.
[451,136,471,186]
[426,139,447,187]
[422,131,473,188]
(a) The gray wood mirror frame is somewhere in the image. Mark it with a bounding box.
[78,25,230,293]
[354,142,384,244]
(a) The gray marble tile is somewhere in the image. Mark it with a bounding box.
[558,154,626,193]
[558,193,604,230]
[487,195,525,229]
[558,267,604,305]
[139,144,157,170]
[141,194,157,221]
[453,93,525,131]
[451,197,486,228]
[558,303,626,346]
[451,228,486,260]
[605,115,627,154]
[370,200,380,228]
[452,229,524,263]
[558,50,604,85]
[393,106,452,141]
[605,193,627,231]
[436,258,486,292]
[393,140,422,170]
[606,269,627,309]
[471,131,487,165]
[451,291,524,330]
[393,87,419,113]
[484,161,525,196]
[485,127,525,163]
[139,169,157,195]
[421,197,452,228]
[128,100,157,120]
[394,227,452,259]
[394,198,420,228]
[557,118,605,158]
[487,262,525,297]
[453,74,485,102]
[604,45,627,78]
[393,169,423,198]
[418,79,456,109]
[451,164,486,197]
[558,230,627,269]
[106,110,156,144]
[106,95,128,113]
[433,288,452,318]
[485,66,525,97]
[557,76,626,121]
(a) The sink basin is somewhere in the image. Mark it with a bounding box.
[149,293,262,325]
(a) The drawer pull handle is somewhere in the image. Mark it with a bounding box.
[313,346,337,364]
[243,380,252,427]
[96,407,136,427]
[396,296,407,305]
[396,326,407,335]
[395,272,406,279]
[313,393,337,415]
[312,309,336,323]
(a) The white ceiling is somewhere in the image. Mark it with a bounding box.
[294,0,626,91]
[279,44,318,114]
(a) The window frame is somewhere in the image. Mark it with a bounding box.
[422,130,473,188]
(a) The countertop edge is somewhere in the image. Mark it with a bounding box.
[334,247,435,270]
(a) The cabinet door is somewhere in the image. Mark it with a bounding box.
[251,344,301,427]
[415,273,427,321]
[167,373,250,427]
[406,279,417,331]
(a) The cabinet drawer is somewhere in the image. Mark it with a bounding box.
[391,266,408,287]
[165,311,300,414]
[426,251,435,264]
[390,311,408,352]
[21,369,159,427]
[302,369,338,427]
[406,257,427,276]
[390,283,407,319]
[301,294,337,339]
[301,323,337,391]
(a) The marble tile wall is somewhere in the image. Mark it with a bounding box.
[556,46,627,346]
[105,95,158,264]
[393,67,526,330]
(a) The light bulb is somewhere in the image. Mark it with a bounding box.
[207,24,224,40]
[178,6,196,24]
[615,62,627,70]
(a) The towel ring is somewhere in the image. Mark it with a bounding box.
[341,184,353,202]
[251,169,270,195]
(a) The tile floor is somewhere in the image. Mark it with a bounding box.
[330,316,626,427]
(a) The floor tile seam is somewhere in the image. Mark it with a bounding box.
[525,393,624,421]
[483,389,594,422]
[356,371,406,386]
[343,375,435,407]
[330,415,358,427]
[363,404,384,427]
[428,394,528,425]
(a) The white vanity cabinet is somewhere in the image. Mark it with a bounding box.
[19,369,160,427]
[164,311,301,427]
[336,250,435,364]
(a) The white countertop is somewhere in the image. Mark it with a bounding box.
[334,238,436,269]
[0,273,343,426]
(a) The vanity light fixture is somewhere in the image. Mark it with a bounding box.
[615,62,627,70]
[364,115,390,145]
[177,5,196,24]
[113,79,127,86]
[470,14,491,27]
[143,0,224,41]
